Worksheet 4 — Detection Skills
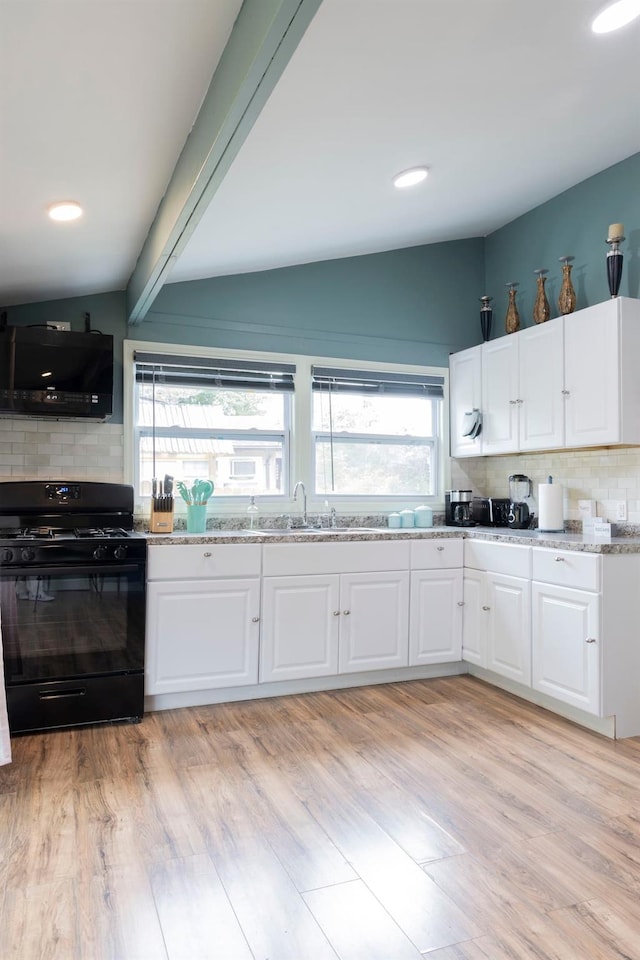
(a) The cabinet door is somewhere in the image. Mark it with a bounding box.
[461,568,486,667]
[564,302,620,447]
[519,320,565,451]
[409,569,463,664]
[339,572,409,673]
[485,572,531,685]
[481,335,519,454]
[146,579,260,694]
[532,582,600,714]
[260,575,340,682]
[449,346,482,458]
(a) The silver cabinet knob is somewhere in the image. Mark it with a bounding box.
[343,610,351,616]
[457,601,465,606]
[251,616,260,623]
[554,556,565,562]
[333,610,341,616]
[482,605,490,611]
[436,545,445,552]
[562,389,570,396]
[509,399,517,405]
[203,551,212,557]
[586,637,597,644]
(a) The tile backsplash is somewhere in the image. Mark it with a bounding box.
[0,419,124,482]
[451,446,640,523]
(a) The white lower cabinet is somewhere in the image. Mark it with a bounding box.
[463,541,531,683]
[146,578,260,694]
[485,572,531,685]
[410,569,463,664]
[339,571,409,673]
[531,582,600,714]
[146,543,262,695]
[260,574,340,682]
[260,570,409,681]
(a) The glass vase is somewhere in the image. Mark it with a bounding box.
[533,269,550,324]
[557,256,576,315]
[505,282,520,334]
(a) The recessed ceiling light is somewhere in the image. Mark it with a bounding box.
[393,167,429,189]
[48,201,83,222]
[592,0,640,33]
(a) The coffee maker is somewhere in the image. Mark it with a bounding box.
[508,474,537,529]
[445,489,477,527]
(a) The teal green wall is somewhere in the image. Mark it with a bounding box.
[8,148,639,427]
[485,152,640,330]
[5,239,484,424]
[145,238,484,364]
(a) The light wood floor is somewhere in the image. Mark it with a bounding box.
[3,676,640,959]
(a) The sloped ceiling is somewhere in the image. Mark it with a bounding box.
[1,0,639,314]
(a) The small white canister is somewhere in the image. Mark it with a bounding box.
[399,509,415,528]
[414,505,433,528]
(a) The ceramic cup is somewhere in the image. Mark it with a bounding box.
[186,504,207,533]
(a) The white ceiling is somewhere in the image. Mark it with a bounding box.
[2,0,640,308]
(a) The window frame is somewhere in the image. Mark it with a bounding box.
[123,339,450,517]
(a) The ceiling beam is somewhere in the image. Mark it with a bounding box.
[126,0,323,324]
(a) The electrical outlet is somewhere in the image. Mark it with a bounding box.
[614,500,627,522]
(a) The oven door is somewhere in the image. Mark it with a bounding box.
[0,561,146,733]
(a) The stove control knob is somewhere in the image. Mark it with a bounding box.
[21,547,35,562]
[93,545,108,561]
[114,545,127,560]
[1,548,13,563]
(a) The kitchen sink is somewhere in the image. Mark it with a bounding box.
[241,526,382,536]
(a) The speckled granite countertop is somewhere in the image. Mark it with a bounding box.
[145,525,640,554]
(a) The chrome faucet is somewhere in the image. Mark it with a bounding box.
[293,481,307,527]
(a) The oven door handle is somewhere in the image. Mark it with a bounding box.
[0,563,143,578]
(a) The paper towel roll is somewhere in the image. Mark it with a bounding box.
[538,482,564,532]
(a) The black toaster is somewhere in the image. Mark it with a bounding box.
[470,497,511,527]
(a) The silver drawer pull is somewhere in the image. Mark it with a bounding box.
[251,616,260,623]
[333,610,341,616]
[586,637,597,644]
[343,610,351,616]
[203,551,212,558]
[554,556,565,562]
[436,546,445,552]
[457,601,465,606]
[482,605,491,611]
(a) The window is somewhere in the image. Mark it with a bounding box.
[312,366,444,498]
[125,342,447,510]
[132,352,294,499]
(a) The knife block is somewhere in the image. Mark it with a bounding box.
[149,498,174,534]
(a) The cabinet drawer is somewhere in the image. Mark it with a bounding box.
[262,540,410,577]
[148,543,262,580]
[532,548,600,591]
[464,540,531,578]
[411,538,463,569]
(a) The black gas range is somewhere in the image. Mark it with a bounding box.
[0,481,146,734]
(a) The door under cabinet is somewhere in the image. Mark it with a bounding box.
[146,578,260,694]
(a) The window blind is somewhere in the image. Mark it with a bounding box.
[311,366,444,398]
[134,352,295,393]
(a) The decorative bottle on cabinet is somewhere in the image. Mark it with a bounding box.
[558,256,576,315]
[505,282,520,334]
[533,269,550,324]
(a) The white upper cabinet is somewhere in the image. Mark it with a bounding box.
[481,319,564,455]
[564,297,640,448]
[451,297,640,457]
[449,345,482,458]
[481,335,519,454]
[518,321,565,451]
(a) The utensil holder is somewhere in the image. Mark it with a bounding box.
[186,504,207,534]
